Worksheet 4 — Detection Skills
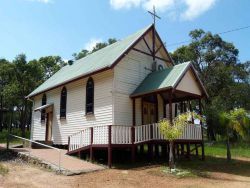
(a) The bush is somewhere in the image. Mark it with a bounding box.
[0,129,30,143]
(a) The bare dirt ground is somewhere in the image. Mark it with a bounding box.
[1,161,250,188]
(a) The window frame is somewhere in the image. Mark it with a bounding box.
[60,86,67,119]
[85,77,94,115]
[41,94,47,122]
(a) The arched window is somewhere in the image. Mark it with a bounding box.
[41,94,46,122]
[60,87,67,118]
[86,77,94,114]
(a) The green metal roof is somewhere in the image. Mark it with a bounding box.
[131,62,191,97]
[28,24,153,98]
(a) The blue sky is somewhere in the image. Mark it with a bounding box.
[0,0,249,62]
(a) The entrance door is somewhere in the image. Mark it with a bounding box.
[45,112,53,142]
[143,102,156,124]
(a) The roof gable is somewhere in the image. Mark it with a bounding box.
[131,62,208,98]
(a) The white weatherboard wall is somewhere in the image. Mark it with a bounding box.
[31,70,113,145]
[176,69,202,95]
[113,32,171,126]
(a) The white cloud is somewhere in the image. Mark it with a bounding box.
[143,0,175,12]
[109,0,217,21]
[26,0,52,3]
[84,38,103,51]
[181,0,216,21]
[110,0,143,10]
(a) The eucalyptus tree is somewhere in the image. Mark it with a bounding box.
[171,29,250,140]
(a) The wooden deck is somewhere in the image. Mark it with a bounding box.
[67,123,204,167]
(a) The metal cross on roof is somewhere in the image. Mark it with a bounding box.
[148,6,161,26]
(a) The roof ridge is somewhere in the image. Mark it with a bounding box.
[27,24,153,98]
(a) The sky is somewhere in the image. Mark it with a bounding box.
[0,0,249,62]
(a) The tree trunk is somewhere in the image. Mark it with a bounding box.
[226,134,231,161]
[20,99,28,138]
[169,141,175,170]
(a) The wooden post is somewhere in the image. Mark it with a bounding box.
[183,102,187,112]
[177,144,180,156]
[181,144,184,156]
[189,101,194,124]
[195,144,198,156]
[90,127,93,161]
[108,125,112,168]
[131,98,136,162]
[141,98,144,125]
[131,126,135,162]
[155,144,159,157]
[140,144,144,155]
[186,143,190,159]
[163,101,166,118]
[169,92,173,123]
[149,122,154,159]
[67,137,70,152]
[148,143,153,160]
[155,94,158,122]
[199,99,205,161]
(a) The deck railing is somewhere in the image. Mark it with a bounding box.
[112,125,132,144]
[68,128,91,152]
[68,123,202,153]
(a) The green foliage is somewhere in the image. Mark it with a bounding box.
[159,112,203,141]
[73,38,117,60]
[0,128,30,143]
[170,29,250,140]
[219,108,250,139]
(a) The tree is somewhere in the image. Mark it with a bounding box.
[219,108,250,160]
[171,29,250,140]
[159,112,203,170]
[38,56,66,80]
[73,38,117,60]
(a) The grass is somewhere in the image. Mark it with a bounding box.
[0,163,8,175]
[169,141,250,178]
[204,142,250,158]
[110,142,250,179]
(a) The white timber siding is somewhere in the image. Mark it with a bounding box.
[113,32,171,126]
[31,70,114,145]
[176,69,202,95]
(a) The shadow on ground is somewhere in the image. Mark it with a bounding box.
[0,149,18,162]
[98,149,250,179]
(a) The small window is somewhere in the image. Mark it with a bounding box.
[158,64,164,71]
[60,87,67,118]
[41,94,46,122]
[86,77,94,114]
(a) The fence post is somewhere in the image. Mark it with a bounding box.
[108,125,112,168]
